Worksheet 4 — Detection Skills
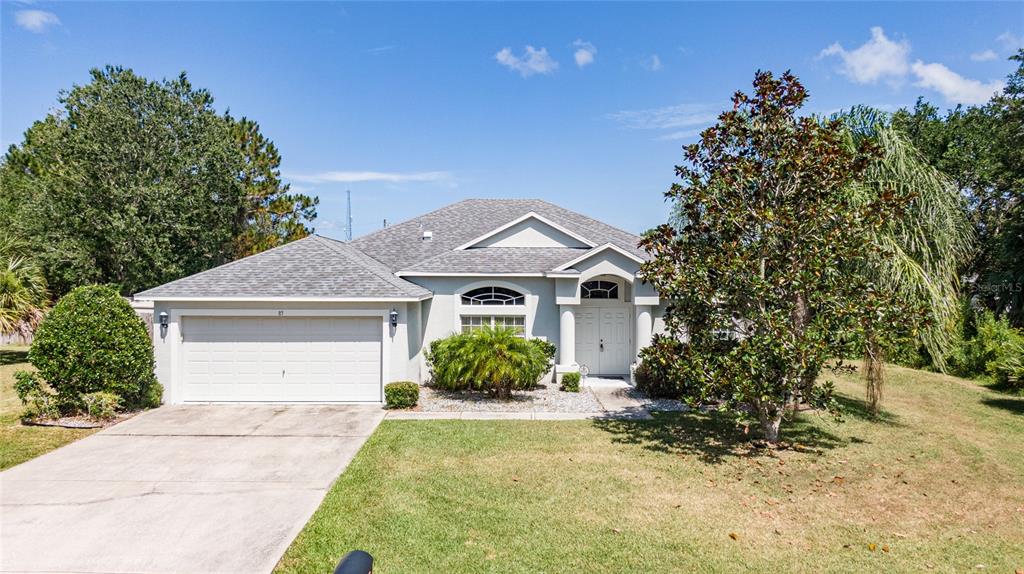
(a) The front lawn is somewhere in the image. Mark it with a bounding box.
[0,347,98,470]
[277,366,1024,573]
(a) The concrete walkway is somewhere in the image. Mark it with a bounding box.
[0,404,385,574]
[586,377,653,420]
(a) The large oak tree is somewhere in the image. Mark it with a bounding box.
[0,66,316,296]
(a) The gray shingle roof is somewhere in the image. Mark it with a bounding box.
[134,235,430,300]
[350,199,646,272]
[398,247,588,274]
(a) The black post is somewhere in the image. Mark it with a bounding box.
[333,550,373,574]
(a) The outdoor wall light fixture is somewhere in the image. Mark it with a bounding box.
[158,311,169,338]
[389,309,399,328]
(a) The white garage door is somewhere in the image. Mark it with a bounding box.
[180,316,382,402]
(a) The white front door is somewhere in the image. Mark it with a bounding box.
[575,306,630,375]
[574,309,600,375]
[598,308,629,374]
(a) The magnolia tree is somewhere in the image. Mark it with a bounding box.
[640,71,915,443]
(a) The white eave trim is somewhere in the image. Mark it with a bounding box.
[395,272,545,278]
[453,212,598,251]
[134,295,433,303]
[551,243,646,272]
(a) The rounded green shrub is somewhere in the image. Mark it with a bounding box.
[635,336,688,399]
[425,327,550,398]
[560,371,581,392]
[385,381,420,409]
[29,285,160,411]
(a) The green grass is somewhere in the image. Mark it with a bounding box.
[277,366,1024,574]
[0,346,97,470]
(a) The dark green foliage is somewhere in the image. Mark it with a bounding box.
[531,338,557,365]
[892,51,1024,327]
[560,372,581,393]
[228,115,318,257]
[384,382,419,409]
[635,337,689,399]
[425,328,551,398]
[29,285,159,412]
[0,66,316,297]
[641,71,915,442]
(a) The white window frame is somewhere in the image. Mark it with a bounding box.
[454,279,534,337]
[460,315,526,335]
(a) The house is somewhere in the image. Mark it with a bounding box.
[135,199,666,403]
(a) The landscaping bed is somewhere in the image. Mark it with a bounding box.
[417,378,603,413]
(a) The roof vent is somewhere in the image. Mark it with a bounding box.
[422,230,433,241]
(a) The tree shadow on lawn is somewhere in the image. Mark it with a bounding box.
[592,409,847,465]
[832,394,902,426]
[982,396,1024,415]
[0,349,28,366]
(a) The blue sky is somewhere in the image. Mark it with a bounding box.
[3,2,1022,239]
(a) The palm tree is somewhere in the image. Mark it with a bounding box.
[449,326,547,399]
[0,234,50,339]
[837,106,974,414]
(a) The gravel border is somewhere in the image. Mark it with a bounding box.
[417,380,603,413]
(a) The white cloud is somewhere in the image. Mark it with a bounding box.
[364,45,396,55]
[818,26,910,84]
[15,9,60,33]
[820,26,1006,105]
[573,40,596,68]
[911,61,1004,105]
[607,103,719,131]
[970,49,998,62]
[657,128,705,141]
[641,54,663,72]
[284,171,452,184]
[495,46,558,77]
[997,31,1022,51]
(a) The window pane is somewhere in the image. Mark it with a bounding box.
[461,286,526,306]
[581,280,618,300]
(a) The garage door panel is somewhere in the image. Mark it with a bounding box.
[180,316,382,402]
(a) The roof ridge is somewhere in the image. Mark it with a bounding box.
[350,198,477,244]
[134,235,321,297]
[532,199,644,243]
[313,235,428,296]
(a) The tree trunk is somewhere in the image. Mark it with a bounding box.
[759,412,782,444]
[864,335,885,415]
[756,400,783,444]
[792,292,817,401]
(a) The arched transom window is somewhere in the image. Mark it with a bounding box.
[581,280,619,300]
[461,286,525,306]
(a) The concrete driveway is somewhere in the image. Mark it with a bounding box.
[0,404,385,574]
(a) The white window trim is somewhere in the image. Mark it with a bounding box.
[460,315,526,335]
[453,279,535,337]
[454,212,597,251]
[552,243,645,272]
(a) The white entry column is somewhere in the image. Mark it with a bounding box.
[559,305,576,367]
[635,305,653,358]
